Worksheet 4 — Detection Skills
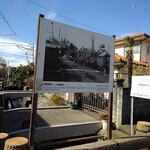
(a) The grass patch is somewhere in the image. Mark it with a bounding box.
[49,94,68,106]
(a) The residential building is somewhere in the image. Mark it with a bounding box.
[114,53,150,87]
[114,33,150,86]
[115,32,150,64]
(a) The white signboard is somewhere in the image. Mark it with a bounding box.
[35,16,115,93]
[131,76,150,99]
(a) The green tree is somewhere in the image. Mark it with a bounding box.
[0,57,7,89]
[124,36,135,88]
[0,57,7,66]
[10,63,34,89]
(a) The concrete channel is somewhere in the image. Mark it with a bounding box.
[3,107,101,143]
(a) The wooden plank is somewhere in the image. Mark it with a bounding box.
[35,135,104,148]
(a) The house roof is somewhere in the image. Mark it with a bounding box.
[115,32,150,47]
[115,53,150,66]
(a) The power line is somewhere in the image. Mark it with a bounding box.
[0,21,14,36]
[0,16,21,46]
[0,42,33,47]
[0,34,15,36]
[0,42,35,51]
[0,52,32,58]
[0,44,17,46]
[27,0,115,36]
[0,11,24,48]
[0,11,16,35]
[0,10,34,63]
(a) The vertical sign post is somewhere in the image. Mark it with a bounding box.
[107,92,113,139]
[130,97,134,135]
[28,14,44,150]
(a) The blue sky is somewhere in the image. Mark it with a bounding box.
[0,0,150,66]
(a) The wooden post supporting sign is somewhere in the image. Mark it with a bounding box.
[107,92,113,140]
[28,14,44,150]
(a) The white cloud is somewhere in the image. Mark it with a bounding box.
[0,37,33,67]
[3,56,28,67]
[46,11,57,20]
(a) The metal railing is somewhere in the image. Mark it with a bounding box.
[81,93,108,112]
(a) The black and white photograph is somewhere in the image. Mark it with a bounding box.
[43,34,110,83]
[35,17,115,93]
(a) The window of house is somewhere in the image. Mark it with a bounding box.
[124,44,140,55]
[132,44,140,54]
[147,46,150,54]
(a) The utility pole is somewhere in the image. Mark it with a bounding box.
[132,2,149,33]
[32,44,34,63]
[26,52,30,65]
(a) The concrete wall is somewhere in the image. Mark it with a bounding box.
[3,109,31,133]
[122,88,150,124]
[112,85,123,129]
[59,133,150,150]
[10,122,101,143]
[113,86,150,128]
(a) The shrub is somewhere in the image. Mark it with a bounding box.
[50,94,67,106]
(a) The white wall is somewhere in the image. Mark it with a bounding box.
[115,47,124,56]
[133,54,140,61]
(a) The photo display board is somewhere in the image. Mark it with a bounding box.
[35,16,115,93]
[131,76,150,99]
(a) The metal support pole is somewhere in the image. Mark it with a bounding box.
[130,97,134,135]
[107,92,113,140]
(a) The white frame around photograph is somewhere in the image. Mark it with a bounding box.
[34,16,115,93]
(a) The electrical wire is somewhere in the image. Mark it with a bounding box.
[0,11,16,35]
[0,10,34,63]
[26,0,115,36]
[0,11,31,52]
[0,52,32,58]
[0,34,15,36]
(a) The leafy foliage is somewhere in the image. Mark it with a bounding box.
[124,36,135,48]
[50,94,67,106]
[124,64,150,75]
[10,63,34,89]
[0,57,7,88]
[24,75,34,89]
[99,112,108,120]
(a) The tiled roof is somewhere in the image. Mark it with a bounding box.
[115,53,150,66]
[116,32,149,42]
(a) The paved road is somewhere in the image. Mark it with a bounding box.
[59,58,109,83]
